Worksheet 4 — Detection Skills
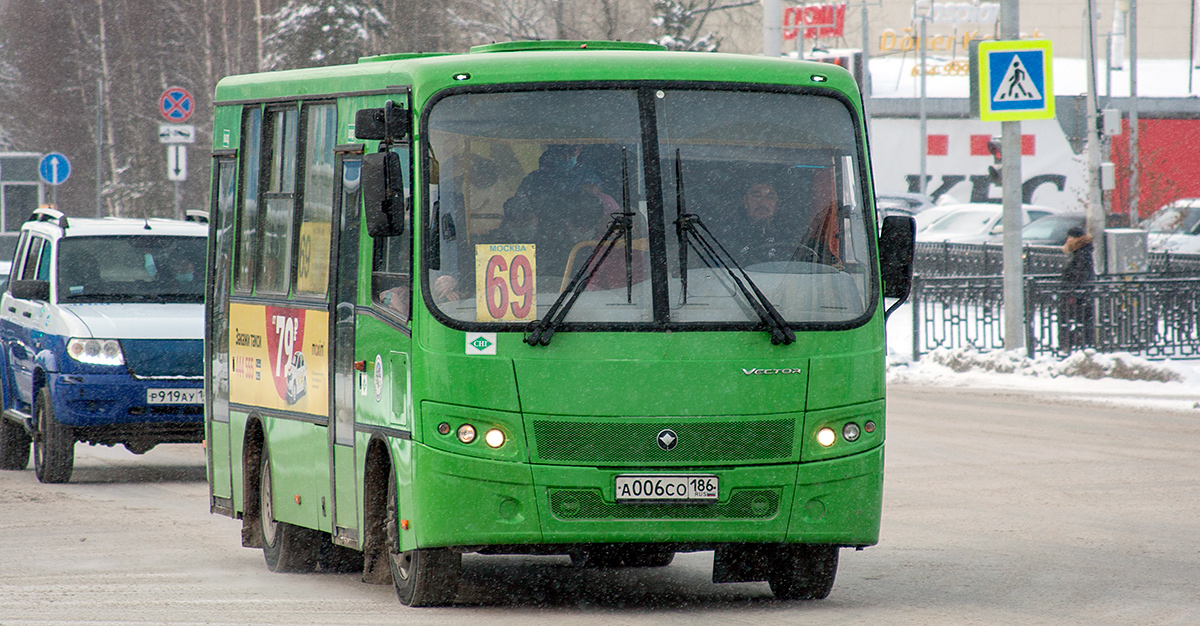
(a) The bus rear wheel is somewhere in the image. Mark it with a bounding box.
[767,544,839,600]
[259,448,319,573]
[386,470,459,606]
[0,415,31,470]
[33,388,74,483]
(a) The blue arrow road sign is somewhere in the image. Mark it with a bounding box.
[39,152,71,185]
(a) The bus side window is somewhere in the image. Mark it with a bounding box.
[371,145,412,320]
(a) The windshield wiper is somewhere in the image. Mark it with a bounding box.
[672,152,795,346]
[524,208,635,346]
[525,149,638,346]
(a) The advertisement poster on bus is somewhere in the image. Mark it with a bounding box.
[229,302,329,416]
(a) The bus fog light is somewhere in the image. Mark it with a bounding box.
[484,428,505,448]
[817,427,836,447]
[864,420,876,434]
[842,422,860,442]
[456,424,476,444]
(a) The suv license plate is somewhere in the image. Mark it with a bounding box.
[615,474,718,502]
[146,388,203,405]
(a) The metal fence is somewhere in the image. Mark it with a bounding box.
[910,274,1200,360]
[914,242,1200,278]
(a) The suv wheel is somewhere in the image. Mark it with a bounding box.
[33,388,75,483]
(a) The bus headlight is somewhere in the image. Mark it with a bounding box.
[67,338,124,366]
[842,422,861,442]
[456,423,477,444]
[484,428,506,448]
[816,427,836,447]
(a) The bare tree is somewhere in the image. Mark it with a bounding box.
[649,0,756,51]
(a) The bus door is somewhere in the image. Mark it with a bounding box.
[206,152,238,511]
[330,150,363,547]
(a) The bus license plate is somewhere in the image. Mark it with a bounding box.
[615,474,718,502]
[146,388,203,405]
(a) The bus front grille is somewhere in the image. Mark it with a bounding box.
[549,488,781,521]
[531,418,795,464]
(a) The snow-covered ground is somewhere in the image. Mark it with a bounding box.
[885,301,1200,412]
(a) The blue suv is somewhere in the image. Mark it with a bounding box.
[0,209,207,483]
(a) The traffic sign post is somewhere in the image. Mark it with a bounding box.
[157,89,194,220]
[970,39,1055,122]
[39,152,70,208]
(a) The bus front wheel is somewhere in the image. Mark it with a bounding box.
[386,471,459,606]
[767,544,839,600]
[259,448,319,573]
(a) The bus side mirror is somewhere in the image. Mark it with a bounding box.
[11,279,50,302]
[879,215,916,300]
[362,151,404,238]
[355,101,409,142]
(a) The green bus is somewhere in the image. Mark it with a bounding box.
[204,40,915,607]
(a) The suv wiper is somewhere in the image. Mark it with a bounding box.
[673,152,795,345]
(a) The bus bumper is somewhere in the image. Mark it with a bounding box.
[411,444,882,549]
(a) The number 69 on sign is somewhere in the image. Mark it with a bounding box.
[475,244,537,322]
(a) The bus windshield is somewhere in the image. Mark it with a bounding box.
[425,86,872,329]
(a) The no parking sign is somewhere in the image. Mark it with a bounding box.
[159,87,194,122]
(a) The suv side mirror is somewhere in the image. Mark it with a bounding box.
[879,215,916,300]
[362,151,405,238]
[11,279,50,302]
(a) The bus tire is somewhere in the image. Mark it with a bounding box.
[33,388,74,483]
[767,544,839,600]
[259,448,319,573]
[0,415,31,470]
[387,470,459,606]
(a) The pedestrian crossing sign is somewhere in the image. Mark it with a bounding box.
[971,39,1054,122]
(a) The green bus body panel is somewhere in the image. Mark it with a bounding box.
[263,415,329,531]
[405,441,882,547]
[214,49,862,112]
[207,45,884,555]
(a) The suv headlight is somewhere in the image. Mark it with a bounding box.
[67,338,124,366]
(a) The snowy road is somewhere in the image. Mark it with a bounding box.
[0,384,1197,625]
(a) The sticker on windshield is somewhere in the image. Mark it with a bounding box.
[475,244,536,322]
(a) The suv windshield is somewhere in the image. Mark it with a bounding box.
[57,236,206,304]
[425,86,872,330]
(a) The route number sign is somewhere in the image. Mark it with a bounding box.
[475,244,536,322]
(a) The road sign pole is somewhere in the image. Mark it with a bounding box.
[1000,0,1025,353]
[174,180,182,220]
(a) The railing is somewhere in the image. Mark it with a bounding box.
[910,274,1200,360]
[914,242,1200,278]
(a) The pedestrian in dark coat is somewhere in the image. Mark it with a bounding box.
[1059,227,1095,352]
